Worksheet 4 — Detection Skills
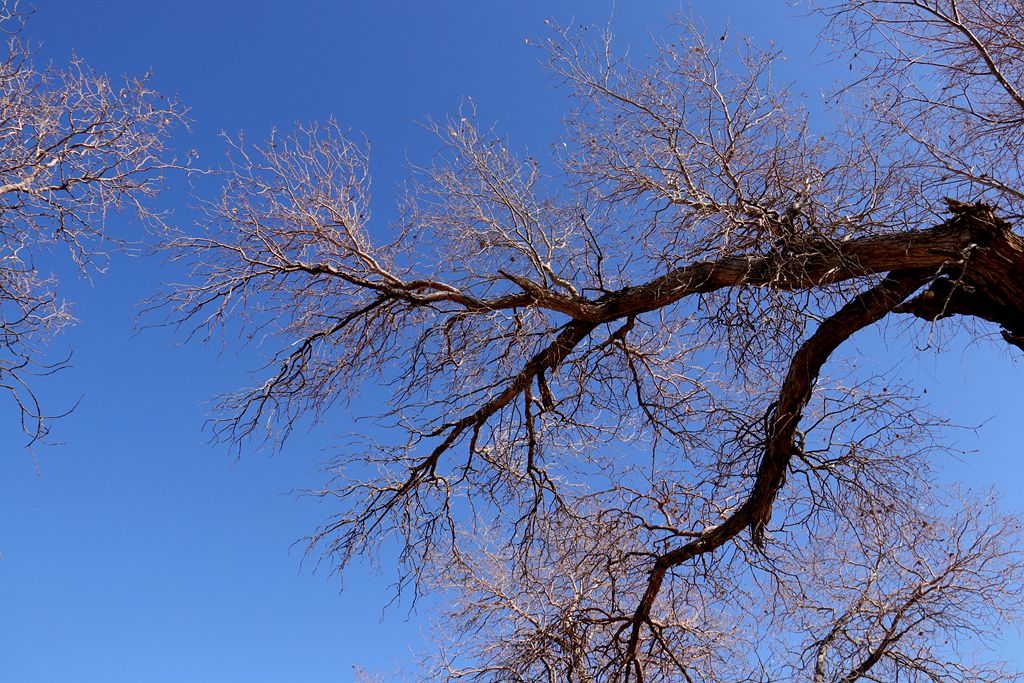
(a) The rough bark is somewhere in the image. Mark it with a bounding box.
[894,203,1024,350]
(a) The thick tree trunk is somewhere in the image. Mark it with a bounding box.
[894,204,1024,350]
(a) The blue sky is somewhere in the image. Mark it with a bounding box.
[2,2,1022,681]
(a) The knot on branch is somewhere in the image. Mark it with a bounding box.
[943,198,1011,240]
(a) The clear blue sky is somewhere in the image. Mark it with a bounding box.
[2,2,1022,681]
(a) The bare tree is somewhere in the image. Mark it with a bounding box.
[162,2,1024,680]
[0,2,182,441]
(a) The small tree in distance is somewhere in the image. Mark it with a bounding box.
[163,2,1024,680]
[0,2,182,442]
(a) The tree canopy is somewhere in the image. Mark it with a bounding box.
[9,1,1024,681]
[0,2,181,441]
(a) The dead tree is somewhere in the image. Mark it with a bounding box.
[0,2,183,440]
[162,2,1024,680]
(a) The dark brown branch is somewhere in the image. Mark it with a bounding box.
[270,214,1007,328]
[619,269,931,679]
